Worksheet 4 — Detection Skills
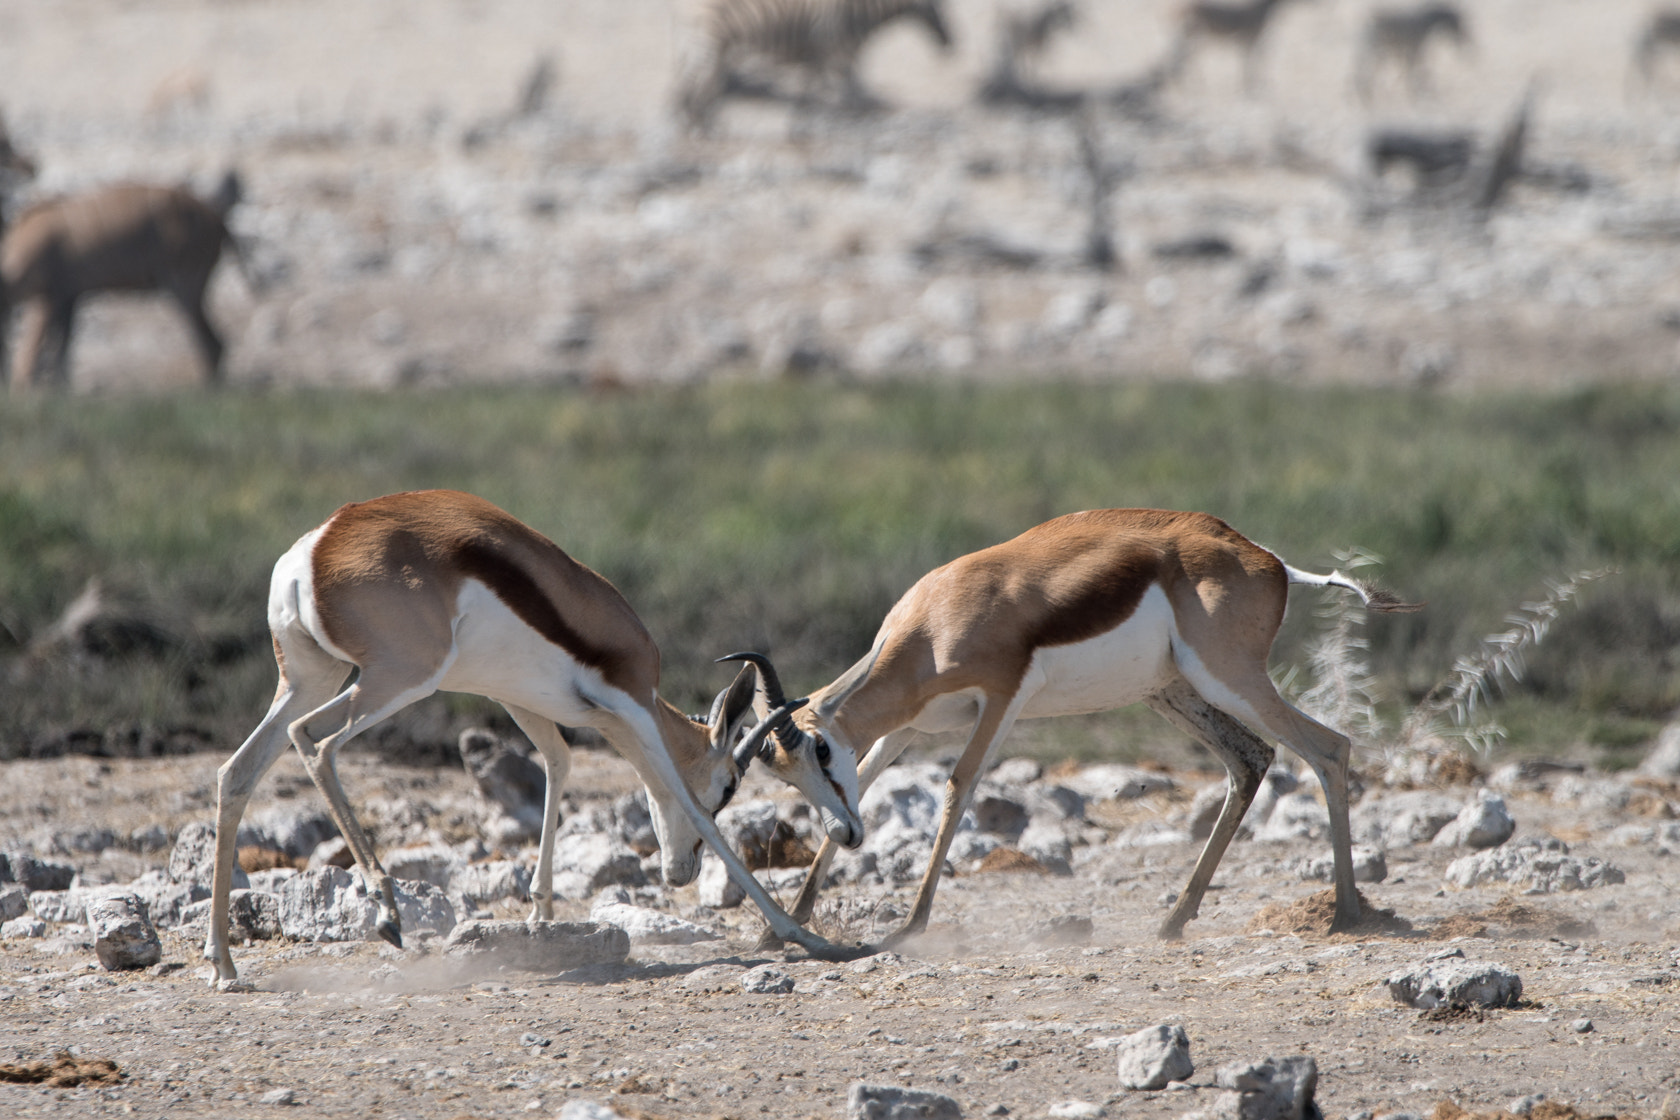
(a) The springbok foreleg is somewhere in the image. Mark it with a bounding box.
[1144,675,1273,940]
[501,704,571,921]
[882,694,1026,947]
[755,727,920,951]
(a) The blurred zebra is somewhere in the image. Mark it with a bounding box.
[1167,0,1312,94]
[678,0,953,128]
[1353,3,1471,102]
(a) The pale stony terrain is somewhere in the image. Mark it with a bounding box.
[0,743,1678,1120]
[4,1,1680,389]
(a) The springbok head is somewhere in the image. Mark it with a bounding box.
[717,652,863,850]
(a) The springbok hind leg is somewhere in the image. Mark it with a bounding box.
[500,704,571,922]
[1145,675,1274,940]
[288,672,443,948]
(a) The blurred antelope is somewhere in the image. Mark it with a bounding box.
[205,490,865,986]
[678,0,953,128]
[1168,0,1312,93]
[753,508,1419,949]
[1354,3,1471,102]
[1,170,252,390]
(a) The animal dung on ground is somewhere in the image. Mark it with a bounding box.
[442,918,630,972]
[0,1052,123,1088]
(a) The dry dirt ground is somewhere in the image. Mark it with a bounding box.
[1,748,1678,1120]
[6,1,1680,389]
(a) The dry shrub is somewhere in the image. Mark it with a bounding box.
[237,845,300,872]
[1244,889,1413,937]
[977,847,1052,874]
[0,1052,124,1087]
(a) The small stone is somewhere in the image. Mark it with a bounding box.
[846,1082,963,1120]
[1,916,46,938]
[1116,1023,1194,1091]
[519,1032,552,1048]
[741,964,794,994]
[1208,1055,1319,1120]
[4,851,77,892]
[1047,1103,1105,1119]
[259,1088,296,1105]
[1571,1018,1594,1034]
[1431,791,1516,850]
[0,885,27,923]
[1385,960,1523,1009]
[85,892,163,971]
[1507,1094,1546,1116]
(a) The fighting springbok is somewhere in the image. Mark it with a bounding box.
[678,0,953,128]
[1168,0,1312,93]
[204,490,864,987]
[1354,3,1470,102]
[1,171,251,390]
[754,508,1419,949]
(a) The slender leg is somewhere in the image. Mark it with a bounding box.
[501,704,571,921]
[288,671,445,947]
[883,691,1027,947]
[1144,675,1273,939]
[1177,663,1360,932]
[11,301,52,389]
[171,281,224,383]
[44,298,75,389]
[205,639,349,985]
[755,727,920,951]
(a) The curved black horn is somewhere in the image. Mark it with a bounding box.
[715,651,789,706]
[731,697,809,772]
[716,652,808,753]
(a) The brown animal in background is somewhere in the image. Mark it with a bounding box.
[1354,3,1471,102]
[1168,0,1312,93]
[1,170,250,390]
[0,115,36,193]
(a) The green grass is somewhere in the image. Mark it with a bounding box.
[3,379,1678,765]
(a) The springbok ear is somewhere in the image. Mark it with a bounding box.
[707,664,759,753]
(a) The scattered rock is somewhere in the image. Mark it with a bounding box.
[551,833,645,900]
[1,917,47,938]
[3,852,77,892]
[459,727,548,842]
[1430,792,1516,850]
[1352,791,1460,848]
[847,1082,963,1120]
[306,837,355,870]
[1054,764,1174,803]
[1385,959,1523,1009]
[124,870,208,928]
[28,890,85,924]
[238,806,339,860]
[441,919,629,971]
[1254,792,1330,842]
[450,859,532,910]
[277,867,455,942]
[741,964,794,993]
[1199,1055,1320,1120]
[85,893,163,971]
[259,1088,297,1105]
[1298,846,1388,883]
[168,822,247,891]
[589,887,720,945]
[1046,1104,1105,1119]
[1443,840,1624,893]
[0,885,27,923]
[557,1101,636,1120]
[1116,1023,1194,1091]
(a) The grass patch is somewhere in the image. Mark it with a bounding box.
[2,379,1677,765]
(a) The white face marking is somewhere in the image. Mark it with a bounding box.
[1017,583,1177,720]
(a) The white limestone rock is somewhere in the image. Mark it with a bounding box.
[85,892,163,971]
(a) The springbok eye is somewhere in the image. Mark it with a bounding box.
[815,738,831,766]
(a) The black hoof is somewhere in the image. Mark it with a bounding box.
[376,920,403,949]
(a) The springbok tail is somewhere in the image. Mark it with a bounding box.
[1284,564,1424,613]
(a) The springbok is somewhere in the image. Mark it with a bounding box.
[1167,0,1312,93]
[678,0,954,129]
[754,508,1419,949]
[204,490,864,987]
[1354,3,1471,102]
[1,171,251,390]
[0,113,37,381]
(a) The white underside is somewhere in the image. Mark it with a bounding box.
[439,580,610,725]
[897,583,1182,733]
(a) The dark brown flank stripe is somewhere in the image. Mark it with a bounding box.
[1026,552,1157,651]
[455,538,627,683]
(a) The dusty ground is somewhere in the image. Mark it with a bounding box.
[1,748,1678,1120]
[6,1,1680,389]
